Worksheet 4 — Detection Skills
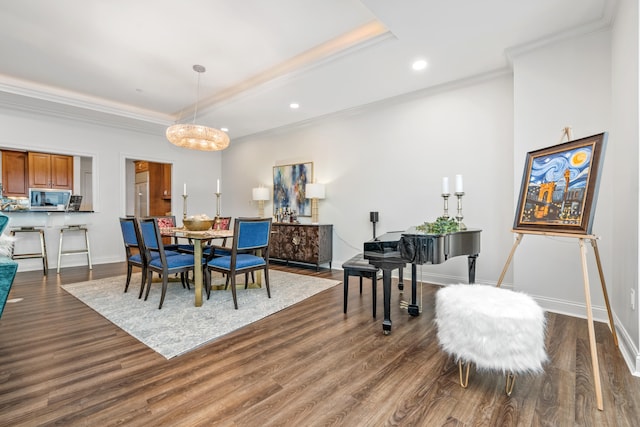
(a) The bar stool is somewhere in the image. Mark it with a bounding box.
[57,224,92,273]
[10,226,48,275]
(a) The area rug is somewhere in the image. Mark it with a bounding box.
[62,270,340,359]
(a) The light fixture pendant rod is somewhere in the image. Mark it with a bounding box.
[192,64,205,124]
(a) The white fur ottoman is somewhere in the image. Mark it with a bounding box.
[434,284,547,395]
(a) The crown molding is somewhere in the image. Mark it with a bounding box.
[0,90,168,135]
[0,74,173,125]
[505,3,617,65]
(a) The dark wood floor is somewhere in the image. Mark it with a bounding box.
[0,262,639,426]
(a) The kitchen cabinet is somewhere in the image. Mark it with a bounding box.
[28,152,73,190]
[162,163,172,198]
[135,161,148,173]
[148,162,171,216]
[2,150,29,197]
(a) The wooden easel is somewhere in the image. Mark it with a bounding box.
[496,127,617,411]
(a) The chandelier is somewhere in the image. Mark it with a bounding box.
[166,65,230,151]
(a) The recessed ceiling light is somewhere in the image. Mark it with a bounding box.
[290,103,300,109]
[412,59,428,71]
[220,127,228,132]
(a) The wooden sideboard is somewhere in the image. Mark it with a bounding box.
[269,223,333,270]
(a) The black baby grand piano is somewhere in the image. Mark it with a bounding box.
[364,228,481,334]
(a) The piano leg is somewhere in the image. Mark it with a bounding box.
[408,263,420,316]
[467,254,478,284]
[382,268,393,334]
[398,266,404,290]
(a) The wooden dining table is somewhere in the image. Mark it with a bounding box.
[161,227,234,307]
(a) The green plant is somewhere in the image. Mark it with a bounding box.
[415,216,459,234]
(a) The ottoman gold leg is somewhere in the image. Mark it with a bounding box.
[505,372,516,396]
[458,360,470,388]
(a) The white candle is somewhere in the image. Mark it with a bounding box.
[217,179,220,193]
[455,174,463,193]
[441,177,449,194]
[183,183,187,196]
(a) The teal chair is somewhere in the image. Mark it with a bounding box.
[204,217,272,309]
[0,213,19,319]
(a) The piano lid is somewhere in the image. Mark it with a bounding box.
[363,230,405,261]
[364,227,481,265]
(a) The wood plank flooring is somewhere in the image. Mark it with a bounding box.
[0,262,639,426]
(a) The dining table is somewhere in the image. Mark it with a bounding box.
[161,227,234,307]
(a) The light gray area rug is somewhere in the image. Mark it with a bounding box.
[62,270,340,359]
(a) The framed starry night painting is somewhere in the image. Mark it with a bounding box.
[513,132,607,235]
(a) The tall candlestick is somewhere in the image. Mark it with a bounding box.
[215,192,221,217]
[455,174,463,193]
[182,194,188,220]
[183,183,187,196]
[217,179,220,193]
[442,177,449,195]
[454,191,466,230]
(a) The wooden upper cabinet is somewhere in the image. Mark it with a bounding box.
[135,161,149,173]
[162,163,172,197]
[28,152,73,190]
[50,154,73,189]
[147,162,171,216]
[2,150,29,197]
[28,152,52,188]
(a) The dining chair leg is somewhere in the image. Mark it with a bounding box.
[138,266,148,299]
[144,271,154,301]
[204,268,211,299]
[159,273,169,309]
[230,273,238,309]
[264,267,271,298]
[124,264,133,292]
[181,272,190,290]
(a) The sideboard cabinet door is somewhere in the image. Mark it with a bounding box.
[270,223,332,270]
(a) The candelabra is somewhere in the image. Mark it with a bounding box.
[215,192,221,217]
[441,193,450,218]
[455,192,467,230]
[182,194,188,220]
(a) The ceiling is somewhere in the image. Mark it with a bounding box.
[0,0,615,141]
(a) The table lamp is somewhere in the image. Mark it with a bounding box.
[252,187,270,218]
[305,183,325,224]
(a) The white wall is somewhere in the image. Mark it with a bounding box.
[222,74,515,286]
[0,107,223,271]
[611,0,640,372]
[511,28,613,318]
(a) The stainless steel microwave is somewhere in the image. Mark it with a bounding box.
[28,188,72,211]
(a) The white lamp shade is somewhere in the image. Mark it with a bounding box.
[305,183,325,199]
[252,187,270,201]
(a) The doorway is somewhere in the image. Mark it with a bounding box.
[125,159,172,217]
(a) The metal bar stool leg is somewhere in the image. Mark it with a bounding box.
[57,228,64,274]
[39,229,48,274]
[84,228,92,269]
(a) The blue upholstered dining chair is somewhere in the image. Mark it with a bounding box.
[204,217,272,309]
[119,217,147,298]
[119,217,182,299]
[138,217,202,309]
